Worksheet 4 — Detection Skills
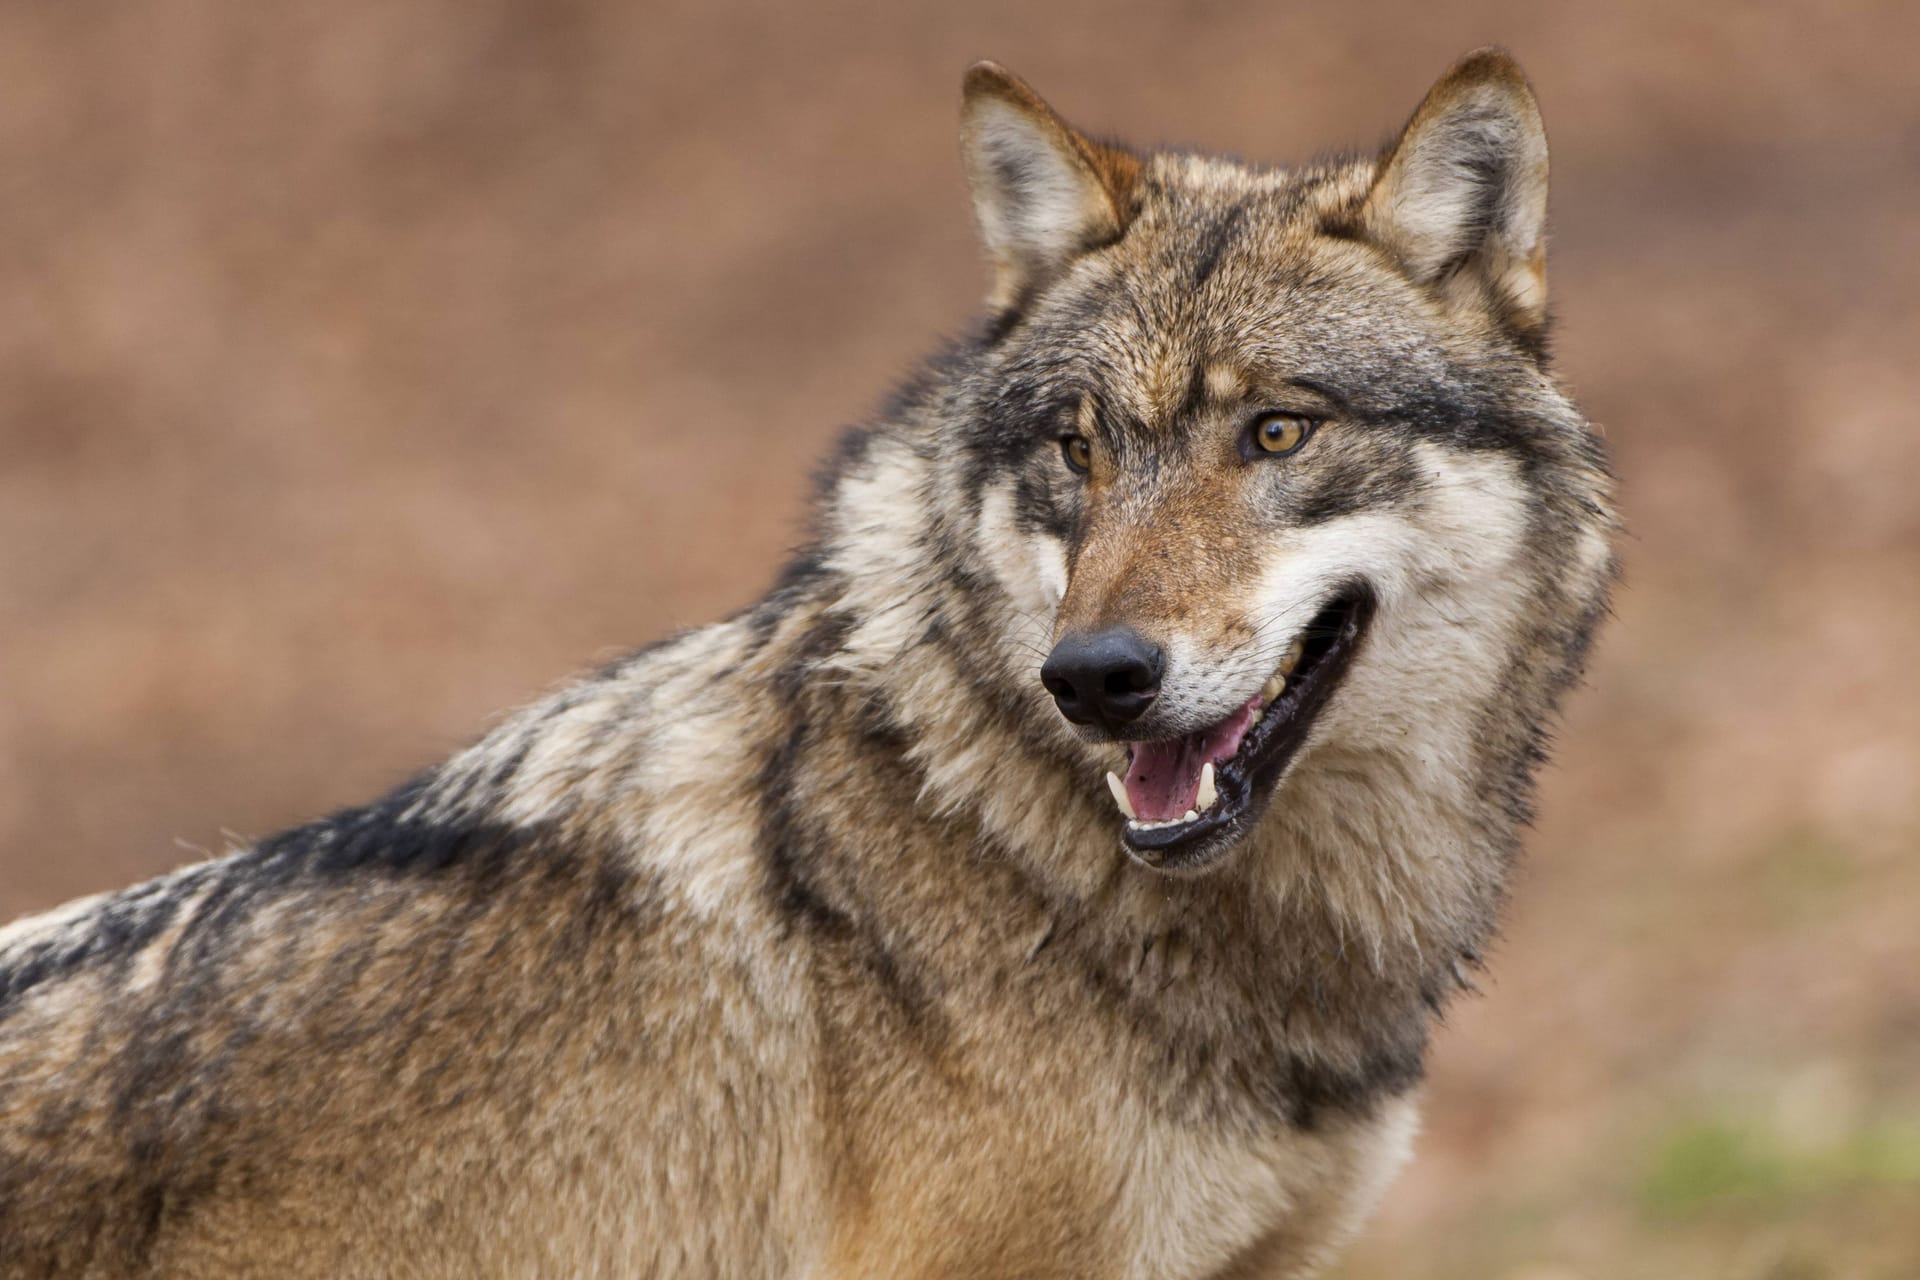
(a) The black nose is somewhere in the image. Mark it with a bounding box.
[1040,628,1163,730]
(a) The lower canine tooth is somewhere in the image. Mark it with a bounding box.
[1196,762,1217,812]
[1106,771,1136,820]
[1182,809,1198,822]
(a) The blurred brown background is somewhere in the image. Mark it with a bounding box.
[2,1,1916,1275]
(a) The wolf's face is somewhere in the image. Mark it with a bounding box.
[952,55,1610,873]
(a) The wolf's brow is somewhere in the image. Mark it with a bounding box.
[1280,375,1349,410]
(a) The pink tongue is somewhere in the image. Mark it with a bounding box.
[1122,693,1262,822]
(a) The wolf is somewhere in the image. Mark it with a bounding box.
[0,48,1613,1279]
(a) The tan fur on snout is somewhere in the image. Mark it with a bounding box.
[1055,460,1267,666]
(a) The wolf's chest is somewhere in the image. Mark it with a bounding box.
[822,1078,1418,1280]
[1105,1096,1420,1279]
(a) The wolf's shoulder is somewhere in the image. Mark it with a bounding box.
[0,614,792,1028]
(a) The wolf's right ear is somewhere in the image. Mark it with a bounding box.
[1358,49,1551,345]
[961,63,1139,311]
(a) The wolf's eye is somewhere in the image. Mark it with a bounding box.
[1061,433,1092,474]
[1249,413,1315,457]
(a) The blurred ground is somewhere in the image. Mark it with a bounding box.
[1,2,1916,1275]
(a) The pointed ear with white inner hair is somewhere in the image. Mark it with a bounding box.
[1360,48,1552,344]
[960,63,1140,311]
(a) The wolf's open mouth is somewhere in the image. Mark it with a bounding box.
[1106,586,1376,872]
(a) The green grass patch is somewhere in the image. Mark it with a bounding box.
[1641,1119,1793,1216]
[1639,1114,1920,1221]
[1755,827,1860,923]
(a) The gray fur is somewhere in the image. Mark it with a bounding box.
[0,50,1612,1279]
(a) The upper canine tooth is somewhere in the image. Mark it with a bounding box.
[1279,639,1305,675]
[1106,771,1137,820]
[1261,673,1287,704]
[1196,762,1217,812]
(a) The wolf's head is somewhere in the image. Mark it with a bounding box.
[833,51,1614,879]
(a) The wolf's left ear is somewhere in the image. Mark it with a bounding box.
[1359,49,1551,344]
[961,63,1140,310]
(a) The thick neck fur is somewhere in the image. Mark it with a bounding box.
[766,414,1513,1113]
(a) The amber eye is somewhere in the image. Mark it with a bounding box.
[1061,433,1092,474]
[1249,413,1315,457]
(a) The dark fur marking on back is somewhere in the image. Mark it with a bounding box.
[0,808,650,1265]
[0,874,197,1018]
[0,766,624,1025]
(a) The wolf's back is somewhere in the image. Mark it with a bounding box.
[0,714,818,1278]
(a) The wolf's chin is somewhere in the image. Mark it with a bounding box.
[1111,586,1376,875]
